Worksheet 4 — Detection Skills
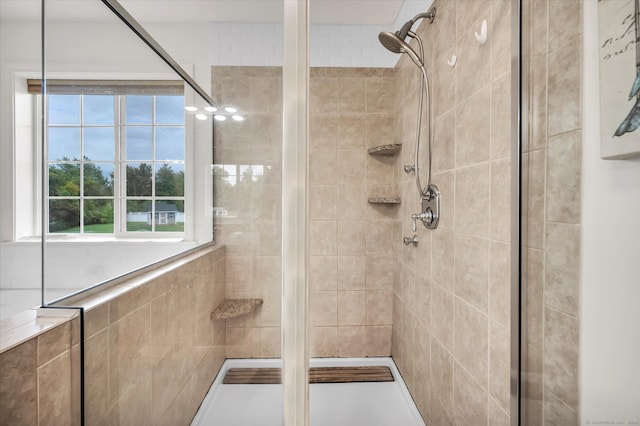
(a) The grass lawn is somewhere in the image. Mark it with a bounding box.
[127,222,184,232]
[53,223,114,234]
[52,222,184,233]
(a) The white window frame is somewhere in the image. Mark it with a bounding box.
[20,74,197,242]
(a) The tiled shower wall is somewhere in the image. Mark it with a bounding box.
[525,0,583,424]
[213,66,397,358]
[0,313,81,425]
[391,0,513,424]
[0,245,226,425]
[212,66,284,358]
[78,246,226,425]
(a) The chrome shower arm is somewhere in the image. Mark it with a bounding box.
[411,10,437,25]
[396,7,437,39]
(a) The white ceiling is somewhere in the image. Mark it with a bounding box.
[0,0,409,25]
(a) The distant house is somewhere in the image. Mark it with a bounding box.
[147,203,177,226]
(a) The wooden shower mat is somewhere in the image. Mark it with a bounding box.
[223,366,394,385]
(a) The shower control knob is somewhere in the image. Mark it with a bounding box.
[403,235,419,247]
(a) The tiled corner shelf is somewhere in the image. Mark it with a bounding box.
[367,197,401,205]
[212,298,263,320]
[367,144,401,205]
[367,144,402,156]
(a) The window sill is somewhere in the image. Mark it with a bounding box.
[9,236,190,244]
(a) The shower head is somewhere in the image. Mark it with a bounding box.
[378,7,435,68]
[378,31,424,68]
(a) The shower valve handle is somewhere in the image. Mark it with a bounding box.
[412,209,435,230]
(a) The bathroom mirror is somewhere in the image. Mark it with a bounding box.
[0,0,215,316]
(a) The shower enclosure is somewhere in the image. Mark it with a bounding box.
[4,0,633,425]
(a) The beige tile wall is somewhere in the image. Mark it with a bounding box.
[78,245,226,425]
[212,66,283,359]
[309,67,396,358]
[213,66,396,358]
[525,0,582,424]
[1,245,226,426]
[391,0,512,424]
[0,315,81,425]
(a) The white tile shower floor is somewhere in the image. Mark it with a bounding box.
[191,357,425,426]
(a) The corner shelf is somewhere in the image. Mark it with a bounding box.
[211,298,263,320]
[367,144,401,205]
[367,197,401,205]
[367,144,402,156]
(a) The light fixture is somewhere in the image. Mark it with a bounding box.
[185,103,245,123]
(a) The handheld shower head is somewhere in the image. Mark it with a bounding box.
[378,7,435,68]
[378,31,424,68]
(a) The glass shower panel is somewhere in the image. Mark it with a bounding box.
[0,0,44,319]
[519,0,583,424]
[42,0,218,424]
[209,0,290,424]
[42,0,214,306]
[307,1,400,424]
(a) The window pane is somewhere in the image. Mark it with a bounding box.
[84,128,114,161]
[84,163,114,196]
[84,199,114,233]
[155,163,184,196]
[83,95,114,125]
[154,200,184,232]
[125,127,152,160]
[49,199,80,233]
[155,127,185,160]
[156,96,184,125]
[48,95,80,125]
[125,96,153,124]
[126,200,152,232]
[49,127,80,161]
[49,163,80,196]
[126,162,152,196]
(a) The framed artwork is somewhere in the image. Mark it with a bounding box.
[599,0,640,159]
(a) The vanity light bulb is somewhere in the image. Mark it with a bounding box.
[214,114,226,121]
[195,113,207,120]
[204,106,217,112]
[184,106,198,112]
[224,106,237,113]
[232,115,245,122]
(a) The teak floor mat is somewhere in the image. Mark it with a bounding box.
[223,366,394,385]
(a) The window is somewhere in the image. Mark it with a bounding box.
[43,81,186,235]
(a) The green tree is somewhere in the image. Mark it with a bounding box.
[155,163,184,196]
[84,199,114,226]
[84,161,113,196]
[49,199,80,232]
[49,161,80,196]
[126,163,152,196]
[48,158,115,232]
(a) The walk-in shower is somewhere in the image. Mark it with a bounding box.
[379,8,440,236]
